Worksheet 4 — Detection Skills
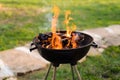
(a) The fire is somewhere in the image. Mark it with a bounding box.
[51,6,60,33]
[64,10,73,37]
[64,10,77,48]
[71,33,78,48]
[51,33,62,49]
[51,6,62,49]
[50,6,78,49]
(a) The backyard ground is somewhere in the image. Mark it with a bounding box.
[0,0,120,80]
[17,46,120,80]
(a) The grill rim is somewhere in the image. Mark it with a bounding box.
[33,31,94,51]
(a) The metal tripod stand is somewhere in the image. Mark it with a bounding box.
[44,63,82,80]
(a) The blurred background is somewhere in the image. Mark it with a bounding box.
[0,0,120,80]
[0,0,120,51]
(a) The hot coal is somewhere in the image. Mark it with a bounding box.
[38,33,49,41]
[36,31,85,49]
[76,33,84,45]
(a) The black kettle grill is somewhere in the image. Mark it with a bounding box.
[30,31,97,80]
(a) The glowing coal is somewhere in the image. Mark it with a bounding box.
[36,31,84,49]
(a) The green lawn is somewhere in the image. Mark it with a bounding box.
[0,0,120,51]
[18,46,120,80]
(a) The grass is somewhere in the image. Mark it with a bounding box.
[0,0,120,51]
[17,46,120,80]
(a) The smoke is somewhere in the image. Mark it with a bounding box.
[42,13,52,31]
[42,10,60,31]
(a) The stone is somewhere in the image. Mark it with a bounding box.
[0,59,14,80]
[108,25,120,35]
[5,77,17,80]
[85,27,112,37]
[87,47,102,56]
[82,31,104,47]
[0,49,48,76]
[82,25,120,47]
[104,35,120,46]
[14,46,49,65]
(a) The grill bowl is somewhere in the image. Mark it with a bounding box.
[31,31,94,65]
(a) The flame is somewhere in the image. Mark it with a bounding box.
[50,6,78,49]
[64,10,72,37]
[51,6,60,33]
[71,34,78,48]
[64,10,76,37]
[52,33,62,49]
[64,10,77,48]
[51,6,62,49]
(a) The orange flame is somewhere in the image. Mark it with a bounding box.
[51,6,62,49]
[71,33,78,48]
[64,10,77,38]
[50,6,77,49]
[51,33,62,49]
[64,10,73,37]
[51,6,60,33]
[64,10,77,48]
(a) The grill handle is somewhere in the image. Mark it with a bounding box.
[30,42,98,51]
[30,43,37,52]
[91,42,98,48]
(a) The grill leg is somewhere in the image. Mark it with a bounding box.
[52,67,57,80]
[73,65,82,80]
[44,64,82,80]
[44,63,52,80]
[70,65,75,80]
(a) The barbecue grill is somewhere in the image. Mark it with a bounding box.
[30,31,97,80]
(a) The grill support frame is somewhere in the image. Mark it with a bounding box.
[44,63,82,80]
[30,31,98,80]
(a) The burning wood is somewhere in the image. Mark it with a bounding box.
[36,32,84,49]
